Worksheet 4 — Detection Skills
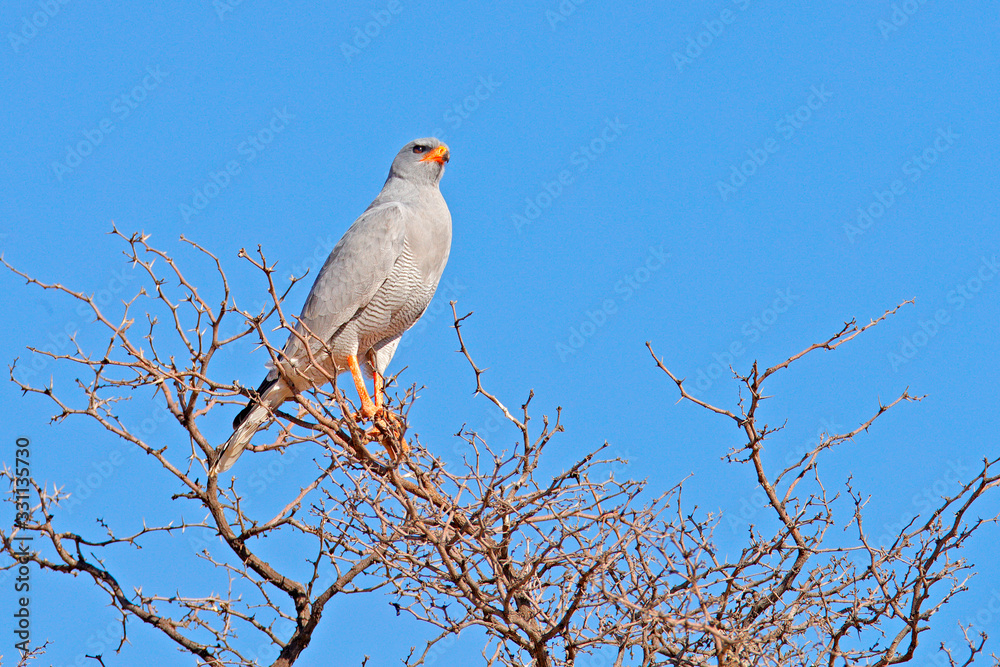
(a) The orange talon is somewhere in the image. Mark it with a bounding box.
[351,351,408,462]
[347,353,377,419]
[364,411,408,462]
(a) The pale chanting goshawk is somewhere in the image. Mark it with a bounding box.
[213,138,452,474]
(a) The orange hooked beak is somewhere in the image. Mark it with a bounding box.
[420,144,450,164]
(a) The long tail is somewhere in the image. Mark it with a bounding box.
[213,376,292,474]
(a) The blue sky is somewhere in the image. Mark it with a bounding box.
[2,1,999,665]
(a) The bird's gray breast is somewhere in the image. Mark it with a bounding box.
[355,197,451,351]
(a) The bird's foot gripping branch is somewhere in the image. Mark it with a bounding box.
[2,228,999,666]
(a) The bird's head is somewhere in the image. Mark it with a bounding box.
[389,138,450,184]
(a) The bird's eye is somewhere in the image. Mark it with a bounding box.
[412,145,427,154]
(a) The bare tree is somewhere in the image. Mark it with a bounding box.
[2,230,997,666]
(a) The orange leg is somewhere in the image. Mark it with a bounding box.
[351,352,408,462]
[368,350,385,412]
[346,354,377,418]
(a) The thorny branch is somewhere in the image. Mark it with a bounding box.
[1,235,998,667]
